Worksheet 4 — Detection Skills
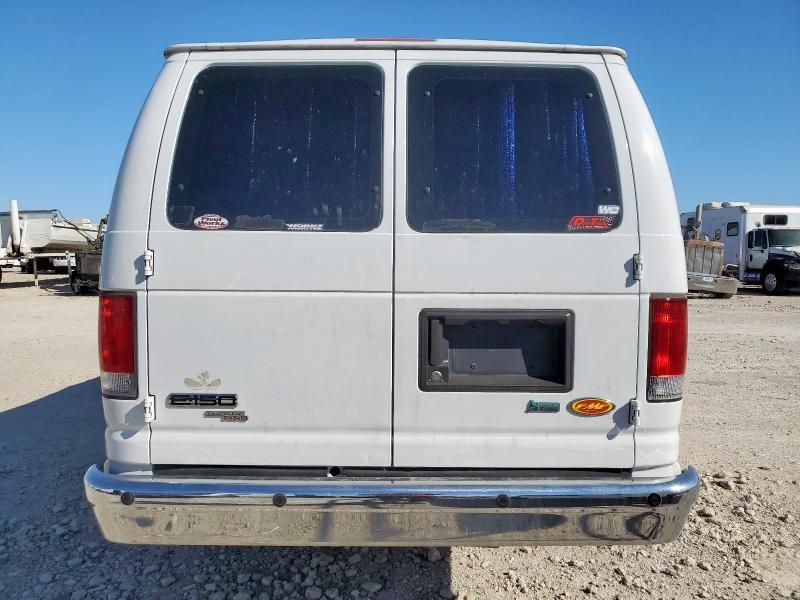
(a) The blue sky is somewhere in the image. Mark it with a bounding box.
[1,1,798,220]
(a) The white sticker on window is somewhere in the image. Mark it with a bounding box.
[286,223,324,231]
[597,205,621,215]
[193,214,229,230]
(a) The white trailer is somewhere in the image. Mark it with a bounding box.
[0,207,56,268]
[1,200,102,285]
[680,202,800,293]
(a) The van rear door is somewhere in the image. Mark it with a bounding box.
[393,51,640,468]
[146,51,395,466]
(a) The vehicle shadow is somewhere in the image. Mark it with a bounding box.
[736,286,767,297]
[0,378,453,599]
[38,276,79,297]
[0,274,75,295]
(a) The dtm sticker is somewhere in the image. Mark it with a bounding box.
[567,215,614,231]
[567,398,615,416]
[525,400,561,413]
[597,204,621,215]
[193,214,229,230]
[204,410,249,423]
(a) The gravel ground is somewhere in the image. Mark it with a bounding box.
[0,270,798,600]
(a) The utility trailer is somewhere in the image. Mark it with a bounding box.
[681,202,800,294]
[1,208,55,277]
[1,199,103,286]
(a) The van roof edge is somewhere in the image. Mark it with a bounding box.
[163,38,628,60]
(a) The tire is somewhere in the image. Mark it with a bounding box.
[761,271,784,295]
[714,292,734,299]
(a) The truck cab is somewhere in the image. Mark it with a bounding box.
[748,227,800,293]
[84,38,698,547]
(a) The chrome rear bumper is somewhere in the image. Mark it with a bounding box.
[84,465,699,546]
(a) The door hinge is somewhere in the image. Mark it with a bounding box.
[633,253,644,281]
[144,395,155,423]
[629,398,641,426]
[143,249,154,277]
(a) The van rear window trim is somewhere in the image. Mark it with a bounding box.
[164,63,385,233]
[405,63,623,234]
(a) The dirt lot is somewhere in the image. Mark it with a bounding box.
[0,270,798,600]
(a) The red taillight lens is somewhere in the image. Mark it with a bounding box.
[647,296,688,401]
[99,293,137,397]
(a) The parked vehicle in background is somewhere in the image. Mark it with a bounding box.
[70,216,107,294]
[84,38,698,548]
[681,202,800,294]
[685,239,738,298]
[1,199,103,285]
[1,208,53,268]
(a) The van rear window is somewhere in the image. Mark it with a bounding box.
[407,66,621,233]
[168,65,383,231]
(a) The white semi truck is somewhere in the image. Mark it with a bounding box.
[680,202,800,294]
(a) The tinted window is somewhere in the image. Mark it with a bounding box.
[727,222,738,236]
[168,65,383,231]
[407,66,621,233]
[764,214,788,226]
[769,229,800,246]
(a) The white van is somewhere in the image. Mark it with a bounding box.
[85,38,698,547]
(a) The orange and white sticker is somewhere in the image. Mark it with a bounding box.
[193,214,229,230]
[567,398,615,416]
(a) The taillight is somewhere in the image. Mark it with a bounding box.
[647,296,688,402]
[99,293,137,398]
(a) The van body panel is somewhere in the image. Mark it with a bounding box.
[146,51,395,465]
[395,53,639,296]
[147,291,392,466]
[605,62,688,471]
[101,56,187,292]
[109,47,685,473]
[394,293,637,468]
[604,61,686,296]
[102,291,151,466]
[392,51,640,467]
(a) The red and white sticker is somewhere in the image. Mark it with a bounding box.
[193,214,229,230]
[567,215,613,232]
